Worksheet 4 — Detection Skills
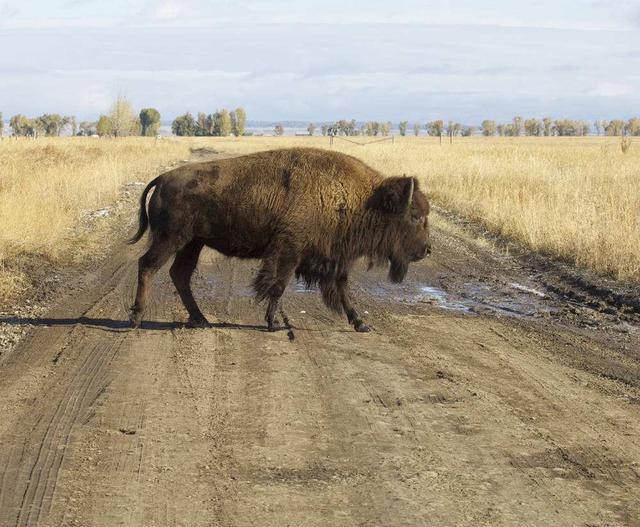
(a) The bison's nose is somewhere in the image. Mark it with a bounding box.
[412,243,431,262]
[421,243,431,258]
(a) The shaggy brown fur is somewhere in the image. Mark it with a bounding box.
[129,147,431,332]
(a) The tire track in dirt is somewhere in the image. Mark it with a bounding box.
[0,254,132,527]
[42,255,234,526]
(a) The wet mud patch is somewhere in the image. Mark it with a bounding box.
[357,274,557,320]
[460,281,557,318]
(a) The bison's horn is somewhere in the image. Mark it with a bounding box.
[406,177,414,211]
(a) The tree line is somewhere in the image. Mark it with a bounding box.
[2,97,162,138]
[301,120,395,137]
[3,106,640,139]
[300,117,640,137]
[6,113,78,138]
[1,101,247,138]
[477,117,639,137]
[171,108,246,136]
[302,119,472,138]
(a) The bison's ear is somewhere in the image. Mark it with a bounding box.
[368,177,415,214]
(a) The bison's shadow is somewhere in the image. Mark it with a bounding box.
[0,316,271,333]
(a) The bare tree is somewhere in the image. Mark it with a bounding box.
[513,116,524,136]
[481,120,496,136]
[68,116,77,136]
[524,118,542,136]
[365,121,380,136]
[446,121,462,142]
[220,109,232,136]
[195,112,208,136]
[599,120,608,136]
[231,107,246,136]
[605,120,625,136]
[625,117,640,136]
[580,121,591,136]
[594,120,602,136]
[109,96,136,137]
[96,115,113,137]
[426,120,444,137]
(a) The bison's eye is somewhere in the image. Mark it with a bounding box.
[410,213,424,226]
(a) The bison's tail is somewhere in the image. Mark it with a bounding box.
[128,176,160,245]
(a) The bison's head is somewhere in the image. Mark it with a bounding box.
[367,176,431,283]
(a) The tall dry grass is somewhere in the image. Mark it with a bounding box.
[188,135,639,282]
[0,137,190,296]
[2,135,637,292]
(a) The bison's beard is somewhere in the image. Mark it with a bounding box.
[388,257,409,283]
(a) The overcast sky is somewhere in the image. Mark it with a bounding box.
[1,0,640,122]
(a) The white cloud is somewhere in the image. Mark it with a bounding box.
[141,0,191,20]
[589,82,634,97]
[3,0,632,31]
[1,2,640,120]
[0,2,19,27]
[0,2,18,18]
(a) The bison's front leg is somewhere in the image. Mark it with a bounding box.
[255,244,300,332]
[336,273,370,332]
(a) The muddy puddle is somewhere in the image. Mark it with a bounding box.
[358,277,557,320]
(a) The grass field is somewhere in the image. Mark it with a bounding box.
[0,135,638,300]
[0,137,190,296]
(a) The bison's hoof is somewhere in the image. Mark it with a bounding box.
[129,312,142,329]
[186,317,210,329]
[354,321,371,333]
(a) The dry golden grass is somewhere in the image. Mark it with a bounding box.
[1,135,637,299]
[0,137,190,296]
[188,135,640,282]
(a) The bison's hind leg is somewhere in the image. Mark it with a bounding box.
[130,236,180,327]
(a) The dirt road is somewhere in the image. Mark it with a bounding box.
[1,195,639,525]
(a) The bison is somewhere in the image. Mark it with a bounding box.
[128,147,431,332]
